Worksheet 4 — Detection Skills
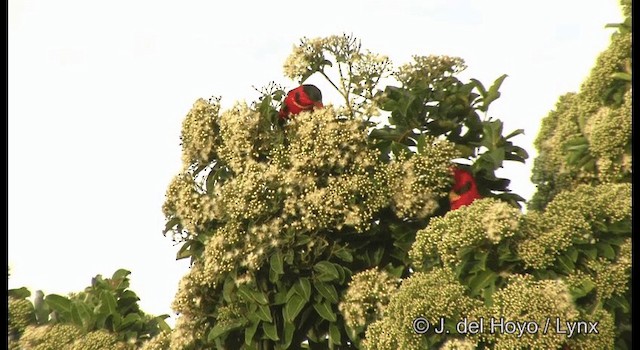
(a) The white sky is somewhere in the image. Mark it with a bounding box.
[8,0,622,325]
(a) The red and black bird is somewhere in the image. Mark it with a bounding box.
[449,166,482,210]
[278,84,324,120]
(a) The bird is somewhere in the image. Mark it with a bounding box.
[449,166,482,210]
[278,84,323,120]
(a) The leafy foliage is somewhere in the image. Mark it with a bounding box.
[529,0,631,210]
[163,33,529,350]
[8,269,170,349]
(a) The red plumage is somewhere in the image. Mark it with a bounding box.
[278,85,323,119]
[449,167,482,210]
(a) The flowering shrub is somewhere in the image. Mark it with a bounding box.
[161,32,531,350]
[8,269,170,349]
[157,1,630,348]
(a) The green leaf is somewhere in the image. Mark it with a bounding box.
[504,128,524,140]
[245,319,260,346]
[612,72,632,81]
[470,78,487,98]
[314,261,340,282]
[488,74,508,96]
[175,241,193,260]
[482,148,505,167]
[469,251,488,273]
[596,243,616,260]
[263,322,280,341]
[256,304,273,323]
[468,270,498,296]
[416,134,426,153]
[313,301,337,322]
[329,323,341,345]
[208,321,245,341]
[565,246,579,263]
[70,302,83,327]
[155,315,172,333]
[222,276,235,303]
[606,294,630,313]
[582,246,598,260]
[294,278,312,302]
[333,246,353,262]
[252,291,270,305]
[237,284,256,303]
[8,287,31,299]
[100,291,118,316]
[282,320,295,349]
[314,282,339,304]
[570,279,595,299]
[45,294,72,316]
[119,313,141,330]
[111,269,131,281]
[270,251,284,275]
[284,294,307,322]
[273,290,287,305]
[163,217,180,235]
[557,254,575,273]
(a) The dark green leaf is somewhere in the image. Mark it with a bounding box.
[175,241,193,260]
[252,291,270,305]
[245,319,260,346]
[606,294,630,313]
[582,246,598,260]
[163,217,180,235]
[294,278,312,302]
[111,269,131,281]
[570,279,595,299]
[284,295,307,322]
[208,321,245,341]
[155,315,172,333]
[504,128,524,140]
[596,243,616,260]
[70,302,83,327]
[237,284,255,303]
[270,251,284,275]
[9,287,31,299]
[100,291,118,315]
[222,276,235,303]
[557,254,575,273]
[282,320,295,349]
[329,323,341,345]
[45,294,72,316]
[469,251,488,273]
[468,270,498,296]
[119,313,141,330]
[313,301,337,322]
[273,290,287,305]
[333,247,353,262]
[262,322,280,341]
[470,78,487,98]
[256,304,273,323]
[314,261,340,282]
[565,246,579,263]
[314,282,339,304]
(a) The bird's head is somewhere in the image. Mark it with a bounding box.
[302,84,324,109]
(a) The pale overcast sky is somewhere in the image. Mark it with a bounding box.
[8,0,622,324]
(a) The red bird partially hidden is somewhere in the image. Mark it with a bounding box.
[449,167,482,210]
[278,84,323,120]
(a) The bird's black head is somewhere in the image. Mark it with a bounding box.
[302,84,323,103]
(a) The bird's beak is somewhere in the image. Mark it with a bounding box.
[314,101,324,109]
